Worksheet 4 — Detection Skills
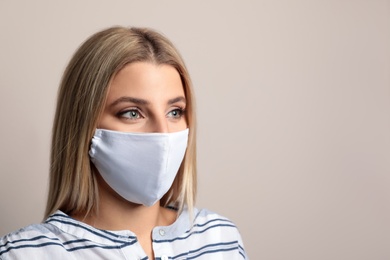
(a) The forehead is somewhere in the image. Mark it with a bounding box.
[106,62,185,103]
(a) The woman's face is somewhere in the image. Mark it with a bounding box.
[98,62,187,133]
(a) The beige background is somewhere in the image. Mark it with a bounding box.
[1,1,390,259]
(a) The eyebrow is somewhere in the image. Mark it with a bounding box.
[168,96,186,105]
[110,97,149,107]
[110,96,186,107]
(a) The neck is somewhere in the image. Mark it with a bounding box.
[89,196,162,233]
[75,174,177,233]
[72,174,177,260]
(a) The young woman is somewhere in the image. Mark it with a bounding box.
[0,26,248,260]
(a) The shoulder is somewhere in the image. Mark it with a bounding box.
[0,222,64,258]
[192,208,243,239]
[154,207,249,259]
[189,208,249,259]
[194,208,236,228]
[194,208,233,222]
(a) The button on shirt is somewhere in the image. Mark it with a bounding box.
[0,208,248,259]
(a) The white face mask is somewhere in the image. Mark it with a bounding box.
[89,128,189,206]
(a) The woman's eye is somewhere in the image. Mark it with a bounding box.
[119,109,142,120]
[168,108,184,118]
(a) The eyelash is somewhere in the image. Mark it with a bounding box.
[117,107,185,120]
[117,108,143,120]
[167,107,185,118]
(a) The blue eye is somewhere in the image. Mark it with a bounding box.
[119,109,142,119]
[168,108,184,118]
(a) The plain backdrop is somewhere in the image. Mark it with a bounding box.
[1,1,390,259]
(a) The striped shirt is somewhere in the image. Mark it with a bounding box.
[0,208,248,259]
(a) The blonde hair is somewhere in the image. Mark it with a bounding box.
[45,26,197,218]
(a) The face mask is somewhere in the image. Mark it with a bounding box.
[89,128,189,206]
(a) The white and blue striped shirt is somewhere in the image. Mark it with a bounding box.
[0,208,247,259]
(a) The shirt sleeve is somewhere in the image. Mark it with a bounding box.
[236,226,249,259]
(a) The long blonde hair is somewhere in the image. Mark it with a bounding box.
[45,26,197,218]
